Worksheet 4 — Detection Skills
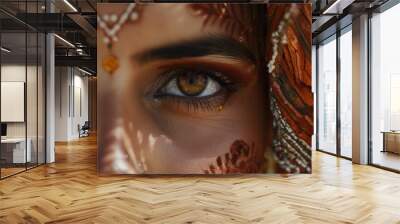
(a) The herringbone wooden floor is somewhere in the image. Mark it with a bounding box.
[0,135,400,224]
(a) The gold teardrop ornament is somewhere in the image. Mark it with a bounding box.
[102,54,119,75]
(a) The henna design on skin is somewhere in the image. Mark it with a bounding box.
[204,140,263,174]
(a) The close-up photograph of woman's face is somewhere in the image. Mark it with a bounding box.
[97,3,312,174]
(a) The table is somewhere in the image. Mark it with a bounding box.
[382,131,400,154]
[1,138,31,164]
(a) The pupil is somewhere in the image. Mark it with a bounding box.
[177,72,207,96]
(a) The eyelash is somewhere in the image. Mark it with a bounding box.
[152,68,237,112]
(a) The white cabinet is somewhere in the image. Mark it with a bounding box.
[1,138,32,163]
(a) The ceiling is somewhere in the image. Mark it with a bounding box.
[0,0,97,73]
[312,0,391,43]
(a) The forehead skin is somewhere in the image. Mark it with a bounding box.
[98,3,258,60]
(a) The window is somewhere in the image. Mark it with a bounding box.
[317,35,337,154]
[339,27,352,158]
[370,2,400,171]
[0,1,47,179]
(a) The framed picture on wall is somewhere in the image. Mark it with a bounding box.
[97,3,313,175]
[1,82,25,123]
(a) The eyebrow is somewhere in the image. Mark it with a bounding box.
[134,35,256,64]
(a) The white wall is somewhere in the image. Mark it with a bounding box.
[55,67,69,141]
[1,63,46,164]
[55,67,89,141]
[1,65,37,138]
[1,65,26,138]
[72,73,89,138]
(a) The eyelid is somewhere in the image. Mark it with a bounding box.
[153,56,257,85]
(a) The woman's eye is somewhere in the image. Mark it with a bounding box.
[152,69,236,113]
[161,70,222,97]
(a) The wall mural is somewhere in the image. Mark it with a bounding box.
[97,3,312,174]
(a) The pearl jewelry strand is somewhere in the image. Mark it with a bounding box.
[97,3,139,45]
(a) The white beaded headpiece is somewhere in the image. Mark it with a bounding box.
[98,3,139,74]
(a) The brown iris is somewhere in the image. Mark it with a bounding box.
[177,72,208,96]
